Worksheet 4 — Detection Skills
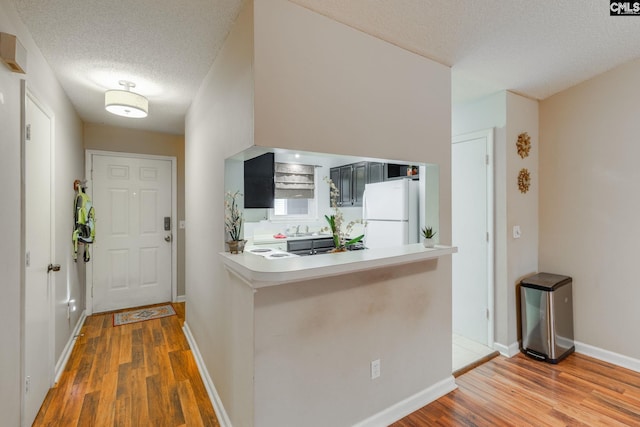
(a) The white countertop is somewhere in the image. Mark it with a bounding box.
[219,244,457,289]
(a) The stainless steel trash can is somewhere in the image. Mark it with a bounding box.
[520,273,574,363]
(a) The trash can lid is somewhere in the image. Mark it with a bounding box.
[521,272,572,291]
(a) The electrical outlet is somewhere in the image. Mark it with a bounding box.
[371,359,380,379]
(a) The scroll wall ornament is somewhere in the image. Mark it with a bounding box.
[517,132,531,159]
[518,168,531,194]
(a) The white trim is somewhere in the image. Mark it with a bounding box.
[54,310,86,383]
[353,376,457,427]
[84,150,178,314]
[182,322,232,427]
[175,295,186,303]
[575,341,640,373]
[493,341,520,357]
[452,128,495,347]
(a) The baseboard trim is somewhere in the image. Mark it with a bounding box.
[575,341,640,373]
[182,322,232,427]
[352,375,457,427]
[175,295,186,303]
[54,310,87,383]
[493,341,520,358]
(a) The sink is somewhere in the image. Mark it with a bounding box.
[286,232,330,238]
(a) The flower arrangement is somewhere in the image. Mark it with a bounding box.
[225,191,243,242]
[323,177,364,251]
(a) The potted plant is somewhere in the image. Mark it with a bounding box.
[323,178,364,251]
[421,226,437,248]
[225,190,246,253]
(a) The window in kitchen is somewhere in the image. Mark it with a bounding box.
[270,162,317,220]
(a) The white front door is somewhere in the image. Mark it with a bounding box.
[91,154,173,312]
[452,129,494,347]
[23,91,54,426]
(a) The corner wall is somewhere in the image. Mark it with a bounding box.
[187,0,452,425]
[540,58,640,359]
[184,0,255,425]
[0,1,83,423]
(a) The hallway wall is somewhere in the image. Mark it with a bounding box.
[0,0,84,424]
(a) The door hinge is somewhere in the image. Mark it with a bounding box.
[26,124,31,141]
[486,308,490,320]
[486,154,489,165]
[486,232,489,242]
[25,251,30,267]
[25,376,30,394]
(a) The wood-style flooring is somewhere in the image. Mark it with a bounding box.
[394,352,640,426]
[33,303,219,427]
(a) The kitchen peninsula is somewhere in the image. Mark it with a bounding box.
[221,244,457,288]
[216,244,457,426]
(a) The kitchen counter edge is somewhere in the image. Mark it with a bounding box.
[219,244,457,289]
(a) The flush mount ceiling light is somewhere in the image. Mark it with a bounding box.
[105,80,148,118]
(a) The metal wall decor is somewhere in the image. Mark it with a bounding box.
[518,168,531,193]
[517,132,531,158]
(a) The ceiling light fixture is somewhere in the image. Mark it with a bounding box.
[105,80,148,118]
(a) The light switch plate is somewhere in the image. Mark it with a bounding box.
[513,225,521,239]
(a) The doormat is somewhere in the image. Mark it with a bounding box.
[113,304,176,326]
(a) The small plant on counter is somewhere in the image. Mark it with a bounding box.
[225,191,246,253]
[421,226,436,239]
[421,226,436,248]
[322,177,364,251]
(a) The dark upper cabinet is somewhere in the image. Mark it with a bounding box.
[329,161,384,207]
[352,162,367,206]
[338,165,353,206]
[368,162,384,184]
[244,152,274,208]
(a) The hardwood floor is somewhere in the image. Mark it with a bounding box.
[394,352,640,426]
[33,303,219,427]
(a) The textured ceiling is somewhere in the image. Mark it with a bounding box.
[10,0,242,134]
[9,0,640,134]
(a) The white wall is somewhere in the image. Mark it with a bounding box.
[253,0,451,167]
[539,58,640,359]
[0,0,83,423]
[184,0,255,425]
[452,91,539,351]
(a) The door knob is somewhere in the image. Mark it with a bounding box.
[164,235,172,242]
[47,264,61,273]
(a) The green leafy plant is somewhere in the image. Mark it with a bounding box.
[421,226,436,239]
[225,191,243,241]
[323,178,364,250]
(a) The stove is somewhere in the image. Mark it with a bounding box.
[246,246,299,259]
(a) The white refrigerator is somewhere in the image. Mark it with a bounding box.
[363,179,420,249]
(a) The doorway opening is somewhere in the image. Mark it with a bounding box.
[452,128,496,372]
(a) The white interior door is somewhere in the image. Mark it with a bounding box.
[23,91,54,426]
[452,129,494,347]
[91,154,173,312]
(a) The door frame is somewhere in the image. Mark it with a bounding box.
[20,82,56,424]
[84,150,178,315]
[452,128,495,347]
